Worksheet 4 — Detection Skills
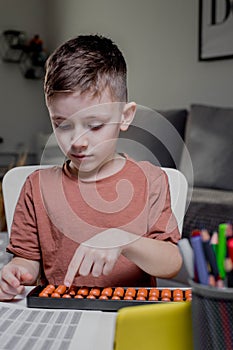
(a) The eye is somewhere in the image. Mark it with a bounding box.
[54,122,72,131]
[88,123,104,131]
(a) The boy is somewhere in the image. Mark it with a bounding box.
[0,35,182,300]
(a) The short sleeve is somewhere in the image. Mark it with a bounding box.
[7,175,41,260]
[147,166,180,243]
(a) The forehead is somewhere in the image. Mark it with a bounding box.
[47,89,123,119]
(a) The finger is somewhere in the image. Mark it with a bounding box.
[0,279,25,297]
[20,272,34,284]
[64,247,85,287]
[0,286,15,301]
[102,258,117,275]
[1,268,21,289]
[91,260,105,277]
[79,254,94,276]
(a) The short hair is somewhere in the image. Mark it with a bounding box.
[44,34,128,102]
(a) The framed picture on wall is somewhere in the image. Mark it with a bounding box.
[199,0,233,61]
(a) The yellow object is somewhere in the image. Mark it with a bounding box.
[114,301,193,350]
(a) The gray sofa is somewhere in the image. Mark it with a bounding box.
[35,103,233,239]
[119,103,233,238]
[180,104,233,238]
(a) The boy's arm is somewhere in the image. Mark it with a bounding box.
[64,229,182,287]
[0,257,40,301]
[122,235,182,279]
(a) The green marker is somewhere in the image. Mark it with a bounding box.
[217,223,227,279]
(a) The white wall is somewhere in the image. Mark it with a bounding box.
[1,0,233,156]
[0,0,51,155]
[46,0,233,109]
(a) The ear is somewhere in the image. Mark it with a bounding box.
[120,102,137,131]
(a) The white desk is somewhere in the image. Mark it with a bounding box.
[0,287,117,350]
[0,234,117,349]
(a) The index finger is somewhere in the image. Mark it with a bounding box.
[64,246,85,287]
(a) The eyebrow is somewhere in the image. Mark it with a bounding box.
[51,116,66,121]
[52,114,110,121]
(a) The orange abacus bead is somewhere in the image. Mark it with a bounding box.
[148,295,158,301]
[161,289,172,299]
[42,284,55,294]
[74,294,84,299]
[112,295,121,300]
[113,287,124,297]
[69,286,77,296]
[136,295,146,301]
[39,292,49,297]
[185,289,192,297]
[86,294,96,299]
[54,285,67,295]
[101,288,113,297]
[173,289,183,299]
[99,295,108,300]
[51,292,61,298]
[62,294,72,298]
[149,288,159,298]
[125,288,136,298]
[89,288,101,297]
[161,297,171,302]
[137,288,148,298]
[173,296,183,302]
[124,295,134,300]
[77,287,89,296]
[101,287,112,297]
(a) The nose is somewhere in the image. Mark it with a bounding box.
[70,130,89,152]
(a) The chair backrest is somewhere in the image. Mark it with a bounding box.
[2,165,187,235]
[161,167,188,234]
[2,165,50,233]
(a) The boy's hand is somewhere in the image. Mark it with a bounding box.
[64,245,121,287]
[0,263,34,301]
[64,228,137,287]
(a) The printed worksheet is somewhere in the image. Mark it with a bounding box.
[0,303,82,350]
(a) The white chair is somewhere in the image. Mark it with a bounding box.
[161,167,187,234]
[2,165,187,235]
[2,165,51,234]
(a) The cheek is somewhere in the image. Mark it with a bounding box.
[101,128,120,148]
[94,138,118,154]
[54,132,71,154]
[101,125,121,142]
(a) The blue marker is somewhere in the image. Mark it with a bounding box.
[190,235,209,285]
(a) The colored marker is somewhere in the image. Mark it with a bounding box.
[190,235,209,285]
[201,229,220,281]
[217,224,227,279]
[210,231,218,257]
[227,238,233,264]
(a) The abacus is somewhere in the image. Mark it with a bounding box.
[27,285,192,311]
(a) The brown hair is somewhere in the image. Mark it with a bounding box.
[44,34,128,102]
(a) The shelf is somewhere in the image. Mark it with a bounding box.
[0,30,48,79]
[0,30,26,63]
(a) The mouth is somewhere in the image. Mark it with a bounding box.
[70,154,92,160]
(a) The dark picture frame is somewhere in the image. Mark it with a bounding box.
[199,0,233,61]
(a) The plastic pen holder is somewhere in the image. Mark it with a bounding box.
[190,280,233,350]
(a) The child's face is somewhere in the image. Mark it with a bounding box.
[46,89,136,179]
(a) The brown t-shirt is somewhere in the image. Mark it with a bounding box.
[7,157,180,286]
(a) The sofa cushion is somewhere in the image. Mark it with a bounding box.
[118,108,188,168]
[180,104,233,191]
[183,200,233,238]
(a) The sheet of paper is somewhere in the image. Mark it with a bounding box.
[0,302,116,350]
[0,303,82,350]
